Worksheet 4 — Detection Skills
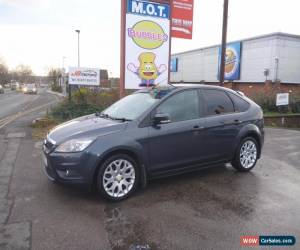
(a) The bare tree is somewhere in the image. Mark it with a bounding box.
[13,64,33,83]
[0,57,9,85]
[47,67,63,86]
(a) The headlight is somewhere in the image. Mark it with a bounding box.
[55,139,93,153]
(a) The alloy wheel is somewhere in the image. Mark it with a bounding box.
[102,159,136,198]
[239,140,257,169]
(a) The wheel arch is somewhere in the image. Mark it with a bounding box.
[92,147,147,191]
[236,124,263,158]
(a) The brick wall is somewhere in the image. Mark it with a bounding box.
[204,81,300,99]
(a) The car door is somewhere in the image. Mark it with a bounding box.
[201,88,243,161]
[148,89,206,172]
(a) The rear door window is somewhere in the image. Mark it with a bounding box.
[202,89,234,116]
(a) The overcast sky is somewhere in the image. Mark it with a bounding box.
[0,0,299,76]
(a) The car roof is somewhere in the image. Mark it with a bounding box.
[135,83,248,101]
[136,83,238,94]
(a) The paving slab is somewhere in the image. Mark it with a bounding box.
[0,222,31,250]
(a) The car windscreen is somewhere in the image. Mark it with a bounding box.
[26,84,36,88]
[102,92,163,121]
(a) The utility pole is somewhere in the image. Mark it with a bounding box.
[219,0,229,85]
[62,56,67,97]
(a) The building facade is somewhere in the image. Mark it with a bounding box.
[171,33,300,84]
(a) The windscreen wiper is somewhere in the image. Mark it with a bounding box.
[109,117,132,122]
[95,112,131,122]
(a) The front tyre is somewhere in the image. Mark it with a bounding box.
[232,137,259,172]
[97,154,139,201]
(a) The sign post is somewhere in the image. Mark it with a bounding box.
[276,93,289,106]
[119,0,127,98]
[171,0,194,39]
[68,67,101,86]
[219,0,229,85]
[120,0,171,96]
[218,42,241,81]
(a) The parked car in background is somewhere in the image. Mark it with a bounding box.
[17,83,23,91]
[11,82,17,90]
[22,83,37,94]
[0,85,4,94]
[43,84,264,201]
[4,83,10,88]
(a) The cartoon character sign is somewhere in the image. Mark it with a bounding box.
[127,52,167,87]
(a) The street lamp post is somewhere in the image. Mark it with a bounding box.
[62,56,67,96]
[75,30,80,67]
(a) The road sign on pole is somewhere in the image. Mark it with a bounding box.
[120,0,171,96]
[171,0,194,39]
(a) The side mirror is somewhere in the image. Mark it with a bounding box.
[153,113,171,125]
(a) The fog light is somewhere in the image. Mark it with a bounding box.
[56,169,81,179]
[66,170,70,176]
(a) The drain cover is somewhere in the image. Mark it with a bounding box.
[6,132,26,138]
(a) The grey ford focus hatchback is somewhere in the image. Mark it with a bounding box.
[43,85,264,201]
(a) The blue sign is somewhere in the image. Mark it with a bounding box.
[170,58,178,72]
[218,42,241,81]
[127,0,170,19]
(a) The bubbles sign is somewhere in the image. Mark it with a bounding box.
[124,0,171,89]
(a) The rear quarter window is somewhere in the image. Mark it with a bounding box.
[202,89,234,116]
[227,92,250,112]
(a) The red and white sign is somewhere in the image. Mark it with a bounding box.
[171,0,194,39]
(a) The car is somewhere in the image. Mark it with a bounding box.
[4,83,10,88]
[43,84,264,201]
[0,85,4,94]
[22,83,37,94]
[11,82,17,90]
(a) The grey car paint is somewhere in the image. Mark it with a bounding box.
[43,85,264,191]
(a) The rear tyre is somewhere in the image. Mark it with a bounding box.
[97,154,139,201]
[231,137,259,172]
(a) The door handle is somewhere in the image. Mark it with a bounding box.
[192,125,205,131]
[233,119,242,125]
[220,120,242,125]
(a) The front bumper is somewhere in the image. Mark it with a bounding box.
[42,142,99,190]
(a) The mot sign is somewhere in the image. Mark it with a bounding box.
[276,93,289,106]
[124,0,171,89]
[69,67,100,86]
[171,0,194,39]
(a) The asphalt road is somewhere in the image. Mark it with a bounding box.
[0,90,38,119]
[0,91,299,250]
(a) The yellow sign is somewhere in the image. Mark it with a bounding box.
[128,20,168,49]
